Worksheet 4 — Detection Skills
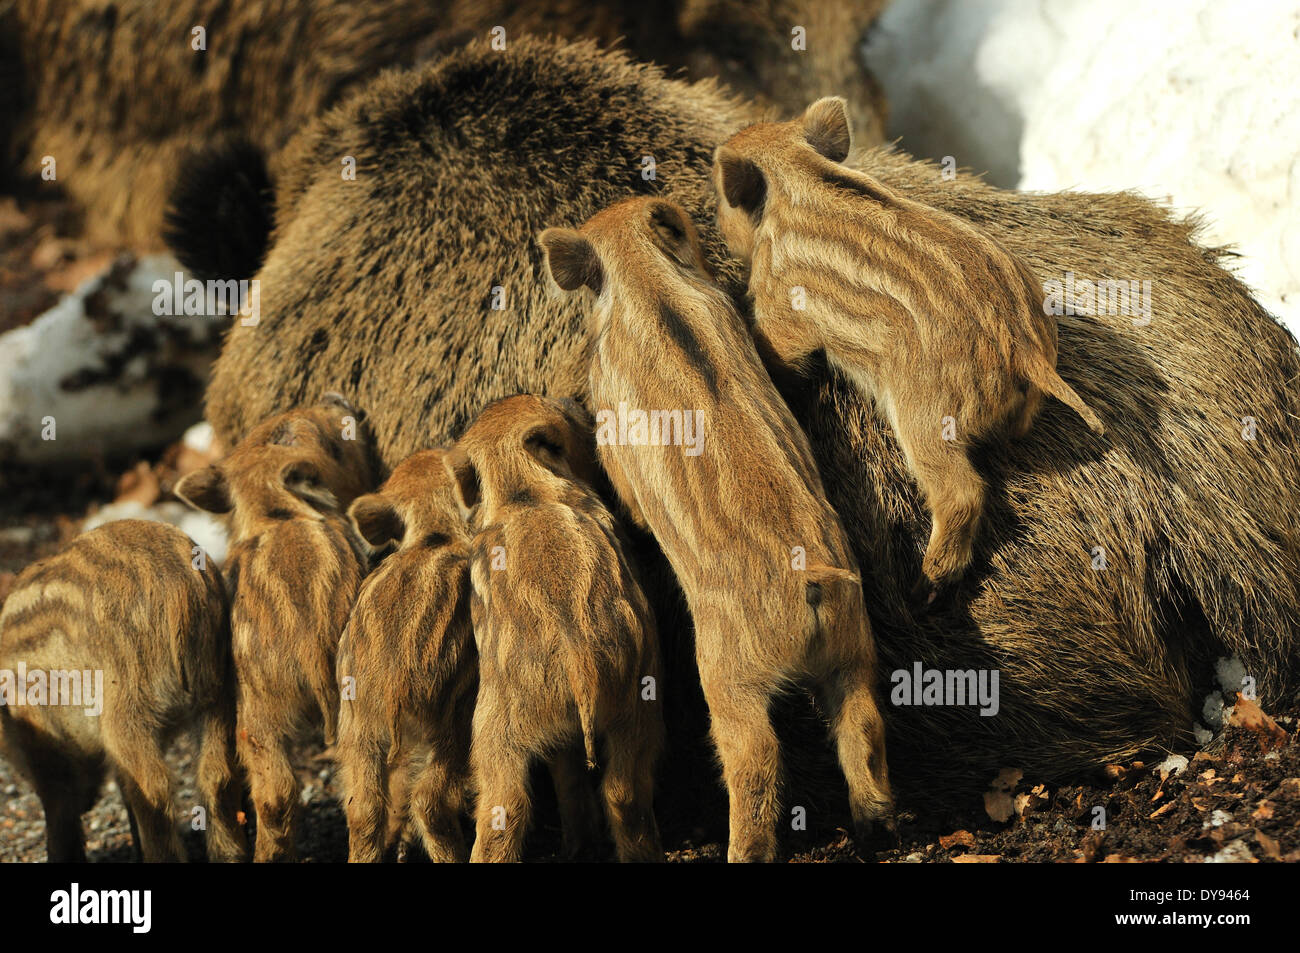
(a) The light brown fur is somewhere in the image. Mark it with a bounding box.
[714,97,1105,595]
[0,520,246,862]
[335,449,477,863]
[174,394,376,861]
[448,395,664,863]
[540,197,892,861]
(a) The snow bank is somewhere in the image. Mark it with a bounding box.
[0,254,221,463]
[866,0,1300,335]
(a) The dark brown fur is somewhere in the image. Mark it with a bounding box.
[175,38,1300,809]
[1,0,888,248]
[0,520,246,862]
[335,449,477,863]
[448,395,664,863]
[174,395,376,861]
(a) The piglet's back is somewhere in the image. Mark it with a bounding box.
[0,519,228,715]
[344,539,473,706]
[598,276,854,580]
[226,516,363,701]
[471,495,653,684]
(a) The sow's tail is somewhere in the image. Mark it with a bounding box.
[1024,357,1105,435]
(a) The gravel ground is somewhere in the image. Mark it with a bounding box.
[2,674,1295,863]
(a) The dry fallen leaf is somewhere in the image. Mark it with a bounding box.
[1013,785,1050,818]
[114,460,161,506]
[1254,831,1282,861]
[1275,778,1300,798]
[1076,831,1106,864]
[1228,694,1288,752]
[1149,802,1176,819]
[940,830,976,850]
[952,854,1000,864]
[984,768,1023,823]
[1252,801,1275,821]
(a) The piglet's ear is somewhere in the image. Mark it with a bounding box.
[713,147,766,213]
[647,200,700,269]
[802,96,852,163]
[347,494,404,548]
[174,465,232,514]
[539,228,603,294]
[281,459,339,512]
[522,422,567,466]
[444,444,480,517]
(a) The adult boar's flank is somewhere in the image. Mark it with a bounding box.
[170,37,1300,807]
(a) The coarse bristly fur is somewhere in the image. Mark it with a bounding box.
[3,0,889,248]
[335,448,477,863]
[174,394,376,862]
[0,520,246,863]
[170,38,1300,811]
[713,96,1105,598]
[540,196,892,861]
[447,395,664,863]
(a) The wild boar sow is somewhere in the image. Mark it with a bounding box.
[169,37,1300,805]
[0,520,246,862]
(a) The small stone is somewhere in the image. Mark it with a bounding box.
[1157,754,1189,779]
[1205,839,1254,864]
[1203,809,1233,829]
